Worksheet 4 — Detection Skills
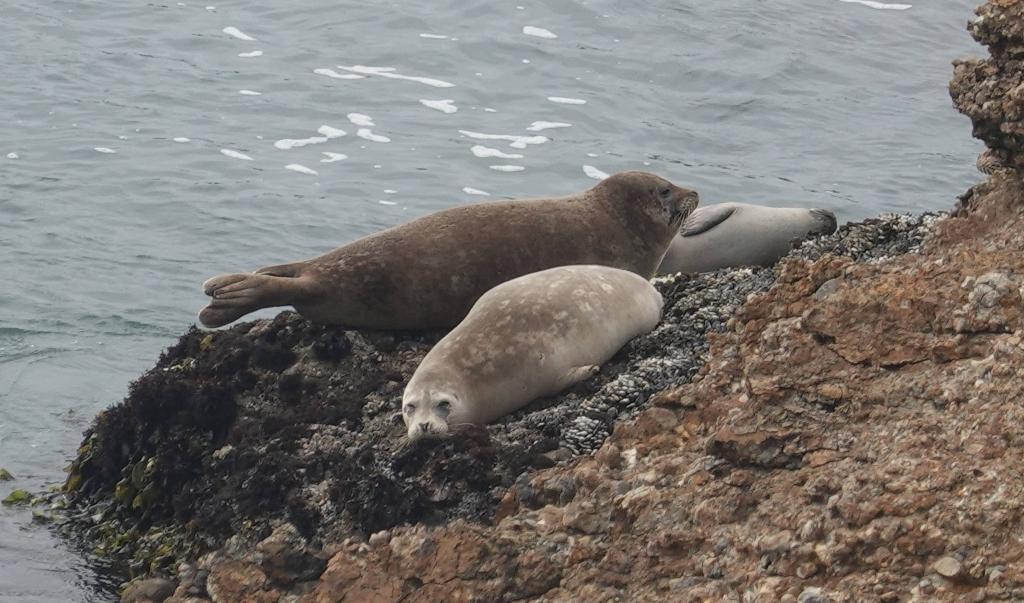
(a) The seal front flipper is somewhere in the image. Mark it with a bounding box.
[255,261,305,277]
[198,273,311,328]
[558,365,600,390]
[679,204,736,237]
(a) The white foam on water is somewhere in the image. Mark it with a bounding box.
[547,96,586,105]
[470,145,524,159]
[274,125,345,150]
[837,0,911,9]
[274,136,326,150]
[239,90,262,95]
[336,65,455,88]
[317,125,347,138]
[93,147,117,154]
[419,33,449,39]
[420,99,458,113]
[320,152,348,163]
[223,26,256,41]
[347,113,375,126]
[523,26,557,39]
[459,130,548,149]
[522,59,530,64]
[586,152,598,157]
[206,6,216,10]
[314,68,365,80]
[220,148,253,161]
[490,165,525,172]
[526,121,571,131]
[118,135,129,140]
[285,164,318,176]
[484,108,497,113]
[6,152,19,159]
[463,186,490,196]
[238,50,263,57]
[378,200,398,205]
[357,128,391,143]
[173,137,191,143]
[583,165,609,180]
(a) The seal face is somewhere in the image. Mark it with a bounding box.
[401,265,664,441]
[657,202,837,274]
[200,171,697,329]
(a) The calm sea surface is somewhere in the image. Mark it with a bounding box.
[0,0,984,599]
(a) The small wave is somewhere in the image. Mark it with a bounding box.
[357,128,391,143]
[419,33,449,39]
[420,99,458,114]
[470,145,524,159]
[314,68,364,80]
[837,0,911,9]
[583,165,609,180]
[238,50,263,58]
[547,96,586,105]
[347,113,375,126]
[526,121,571,131]
[172,137,190,143]
[285,164,318,176]
[336,65,455,88]
[220,148,253,161]
[274,126,345,150]
[458,130,548,149]
[523,26,558,39]
[222,26,256,41]
[462,187,490,196]
[490,165,525,172]
[320,152,348,163]
[239,89,261,95]
[6,153,18,159]
[93,147,117,154]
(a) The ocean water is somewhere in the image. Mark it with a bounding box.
[0,0,984,600]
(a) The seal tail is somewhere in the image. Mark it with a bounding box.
[198,272,306,328]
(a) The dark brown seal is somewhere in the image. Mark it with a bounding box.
[199,171,698,329]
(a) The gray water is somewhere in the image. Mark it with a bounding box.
[0,0,984,600]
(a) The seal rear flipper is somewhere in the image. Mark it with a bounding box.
[198,273,307,328]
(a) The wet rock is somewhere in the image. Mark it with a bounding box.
[121,577,175,603]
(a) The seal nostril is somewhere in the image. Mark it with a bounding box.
[419,422,430,433]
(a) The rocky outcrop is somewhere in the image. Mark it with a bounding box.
[56,0,1024,600]
[950,0,1024,175]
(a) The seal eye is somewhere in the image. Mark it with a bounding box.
[658,187,672,198]
[436,399,452,418]
[404,404,416,415]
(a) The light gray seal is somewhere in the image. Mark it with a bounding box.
[657,202,837,274]
[401,265,663,440]
[200,171,698,329]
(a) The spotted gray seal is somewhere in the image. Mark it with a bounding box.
[200,171,698,329]
[657,202,837,274]
[401,265,663,440]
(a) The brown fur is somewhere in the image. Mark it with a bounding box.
[199,171,698,329]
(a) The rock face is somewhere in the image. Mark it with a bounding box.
[950,0,1024,175]
[58,1,1024,601]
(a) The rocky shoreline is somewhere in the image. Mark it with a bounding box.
[43,0,1024,600]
